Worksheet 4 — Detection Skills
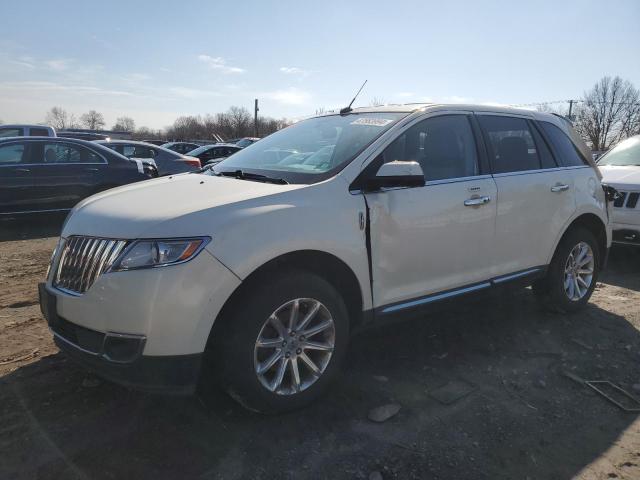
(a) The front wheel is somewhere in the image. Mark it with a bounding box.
[533,227,600,312]
[206,270,349,413]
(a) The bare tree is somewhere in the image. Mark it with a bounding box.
[80,110,105,130]
[112,116,136,132]
[163,107,289,141]
[536,103,568,116]
[45,106,78,129]
[575,76,640,150]
[228,106,252,137]
[369,97,385,107]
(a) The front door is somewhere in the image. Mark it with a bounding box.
[363,113,497,310]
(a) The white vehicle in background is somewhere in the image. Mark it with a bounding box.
[39,104,611,413]
[598,135,640,246]
[0,124,56,137]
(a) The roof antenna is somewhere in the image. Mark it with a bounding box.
[340,80,367,115]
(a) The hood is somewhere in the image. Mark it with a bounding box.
[598,165,640,190]
[64,173,304,239]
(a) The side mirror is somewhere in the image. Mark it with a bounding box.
[365,161,425,191]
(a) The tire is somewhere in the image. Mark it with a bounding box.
[204,270,350,413]
[533,227,600,313]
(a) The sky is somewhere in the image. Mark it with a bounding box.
[1,0,639,130]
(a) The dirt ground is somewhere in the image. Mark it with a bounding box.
[1,216,640,480]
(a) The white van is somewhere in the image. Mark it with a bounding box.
[0,124,56,137]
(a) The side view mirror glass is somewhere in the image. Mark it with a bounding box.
[365,160,425,191]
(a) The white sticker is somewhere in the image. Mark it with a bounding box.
[351,117,393,127]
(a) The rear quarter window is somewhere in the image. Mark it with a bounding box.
[539,121,588,167]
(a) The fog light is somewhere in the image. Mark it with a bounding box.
[102,333,146,363]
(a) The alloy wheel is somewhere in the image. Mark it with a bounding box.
[254,298,336,395]
[563,241,595,301]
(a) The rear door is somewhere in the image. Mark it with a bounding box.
[30,141,108,210]
[477,114,575,276]
[0,141,37,214]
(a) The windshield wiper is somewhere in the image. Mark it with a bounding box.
[216,169,288,184]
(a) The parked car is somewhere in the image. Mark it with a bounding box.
[234,137,260,148]
[186,143,242,166]
[141,139,167,146]
[0,137,153,216]
[39,104,610,413]
[598,135,640,246]
[161,141,201,155]
[95,140,201,175]
[0,124,56,137]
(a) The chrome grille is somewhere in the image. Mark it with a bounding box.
[613,191,640,209]
[53,236,128,294]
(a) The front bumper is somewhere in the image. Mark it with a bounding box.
[612,226,640,246]
[40,283,202,394]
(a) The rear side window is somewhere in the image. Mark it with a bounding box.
[41,143,105,164]
[0,143,26,164]
[530,124,557,169]
[538,121,588,167]
[478,115,542,174]
[0,128,23,137]
[123,145,155,159]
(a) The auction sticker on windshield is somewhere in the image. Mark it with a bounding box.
[350,117,394,127]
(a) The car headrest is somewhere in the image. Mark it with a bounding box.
[498,136,528,162]
[45,148,57,163]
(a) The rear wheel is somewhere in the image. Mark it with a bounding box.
[205,270,349,413]
[533,227,600,312]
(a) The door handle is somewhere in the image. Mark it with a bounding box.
[15,168,30,173]
[551,184,570,193]
[84,168,99,172]
[464,195,491,207]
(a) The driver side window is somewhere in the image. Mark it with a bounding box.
[382,115,479,181]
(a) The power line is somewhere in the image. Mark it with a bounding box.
[510,99,640,108]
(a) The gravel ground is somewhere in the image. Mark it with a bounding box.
[1,216,640,480]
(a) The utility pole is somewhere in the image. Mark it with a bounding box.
[568,99,575,121]
[254,99,259,137]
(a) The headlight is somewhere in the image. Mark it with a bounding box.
[110,237,210,271]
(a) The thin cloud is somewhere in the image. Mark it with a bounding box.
[45,59,72,71]
[197,55,245,74]
[263,87,311,105]
[280,66,310,77]
[167,86,220,99]
[0,81,133,97]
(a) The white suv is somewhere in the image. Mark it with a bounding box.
[598,135,640,246]
[39,104,611,412]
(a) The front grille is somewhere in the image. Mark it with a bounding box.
[53,236,128,294]
[614,192,627,207]
[613,191,640,209]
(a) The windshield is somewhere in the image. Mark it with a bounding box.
[209,112,406,184]
[598,136,640,166]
